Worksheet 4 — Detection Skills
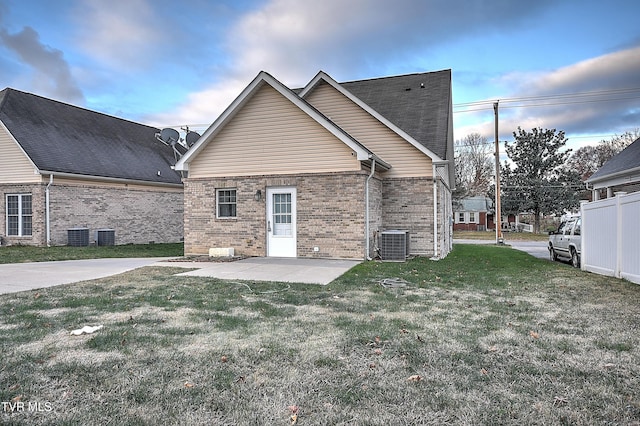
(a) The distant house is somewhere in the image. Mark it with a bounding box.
[586,136,640,198]
[0,88,184,247]
[581,136,640,284]
[175,70,455,259]
[453,196,494,231]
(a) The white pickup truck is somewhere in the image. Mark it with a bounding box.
[548,216,581,267]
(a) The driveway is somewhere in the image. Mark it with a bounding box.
[0,257,361,294]
[507,240,550,260]
[454,239,550,260]
[0,258,171,294]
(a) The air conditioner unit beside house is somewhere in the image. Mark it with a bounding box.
[380,230,410,261]
[95,229,115,246]
[68,228,89,247]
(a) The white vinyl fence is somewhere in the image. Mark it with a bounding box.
[581,191,640,284]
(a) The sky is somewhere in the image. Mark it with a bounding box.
[1,0,640,153]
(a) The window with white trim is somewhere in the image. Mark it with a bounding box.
[216,189,237,218]
[6,194,32,236]
[457,212,465,223]
[469,212,476,223]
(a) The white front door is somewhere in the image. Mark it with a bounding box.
[266,187,297,257]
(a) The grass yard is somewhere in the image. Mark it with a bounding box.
[1,245,639,425]
[0,243,184,264]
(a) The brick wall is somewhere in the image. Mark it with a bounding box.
[296,173,369,259]
[0,183,46,246]
[183,178,265,256]
[182,173,451,259]
[49,184,183,245]
[0,182,183,246]
[183,171,372,258]
[382,177,435,256]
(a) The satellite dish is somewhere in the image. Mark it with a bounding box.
[185,131,201,147]
[158,128,180,146]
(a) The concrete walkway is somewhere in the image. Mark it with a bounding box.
[0,256,361,294]
[155,257,362,285]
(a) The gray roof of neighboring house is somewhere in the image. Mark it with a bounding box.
[0,88,183,185]
[587,136,640,184]
[454,196,493,212]
[340,69,452,159]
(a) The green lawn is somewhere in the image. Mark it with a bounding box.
[0,243,183,264]
[1,244,639,425]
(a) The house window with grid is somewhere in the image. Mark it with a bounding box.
[217,189,237,218]
[457,212,465,223]
[6,194,32,236]
[469,212,476,223]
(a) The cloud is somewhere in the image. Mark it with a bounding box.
[505,46,640,134]
[0,26,84,104]
[72,0,166,71]
[147,0,555,126]
[456,45,640,147]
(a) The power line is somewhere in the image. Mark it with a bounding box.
[500,95,640,109]
[454,133,619,148]
[499,87,640,104]
[453,86,640,107]
[453,86,640,114]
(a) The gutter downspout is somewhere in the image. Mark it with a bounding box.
[365,158,376,260]
[46,174,53,247]
[432,164,439,259]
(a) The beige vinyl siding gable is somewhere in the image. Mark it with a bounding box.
[305,82,432,178]
[0,122,40,183]
[188,84,361,178]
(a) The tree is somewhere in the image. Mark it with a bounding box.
[501,127,582,233]
[454,133,493,199]
[567,129,639,181]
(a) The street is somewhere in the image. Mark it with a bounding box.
[454,239,550,260]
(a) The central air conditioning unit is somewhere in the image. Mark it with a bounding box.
[380,230,410,261]
[68,228,90,247]
[95,229,115,246]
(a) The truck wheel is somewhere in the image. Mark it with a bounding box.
[549,246,558,261]
[571,248,580,268]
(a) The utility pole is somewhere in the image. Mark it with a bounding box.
[493,101,503,243]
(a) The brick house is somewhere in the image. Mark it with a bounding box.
[175,70,454,259]
[453,196,494,231]
[0,88,184,247]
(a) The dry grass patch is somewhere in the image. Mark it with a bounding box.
[1,246,639,425]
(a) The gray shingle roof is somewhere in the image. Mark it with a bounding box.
[0,88,183,185]
[340,70,452,159]
[455,196,493,212]
[587,137,640,183]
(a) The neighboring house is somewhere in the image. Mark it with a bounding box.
[453,196,493,231]
[581,136,640,284]
[0,88,184,247]
[586,136,640,199]
[175,70,454,260]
